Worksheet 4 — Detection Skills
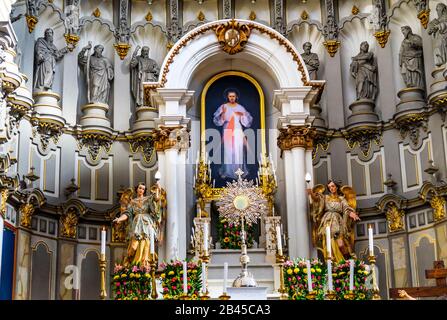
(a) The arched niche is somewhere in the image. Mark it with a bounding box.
[339,17,379,120]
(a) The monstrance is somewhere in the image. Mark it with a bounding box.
[217,168,267,287]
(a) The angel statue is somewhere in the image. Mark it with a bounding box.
[113,180,167,268]
[307,180,360,262]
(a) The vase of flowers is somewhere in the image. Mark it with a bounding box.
[112,263,152,300]
[283,258,326,300]
[159,259,202,300]
[217,218,254,249]
[332,259,371,300]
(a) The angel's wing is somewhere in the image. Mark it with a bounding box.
[340,185,357,210]
[119,188,134,207]
[310,184,326,247]
[312,184,326,195]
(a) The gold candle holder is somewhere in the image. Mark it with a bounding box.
[200,291,210,300]
[150,255,158,300]
[344,291,355,300]
[99,253,107,300]
[219,292,231,300]
[179,293,189,300]
[306,291,316,300]
[276,253,289,300]
[368,255,381,300]
[325,290,337,300]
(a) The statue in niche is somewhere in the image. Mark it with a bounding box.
[34,28,70,91]
[301,42,320,80]
[115,17,130,43]
[323,15,338,40]
[350,41,378,101]
[64,2,80,35]
[113,182,167,268]
[130,45,160,107]
[399,26,425,89]
[26,0,41,17]
[413,0,427,12]
[78,42,114,104]
[307,180,360,262]
[428,3,447,67]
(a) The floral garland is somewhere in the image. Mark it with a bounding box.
[283,258,326,300]
[217,218,254,249]
[112,263,152,300]
[159,259,202,300]
[332,259,371,300]
[283,258,372,300]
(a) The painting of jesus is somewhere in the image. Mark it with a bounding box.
[202,71,265,188]
[213,89,253,180]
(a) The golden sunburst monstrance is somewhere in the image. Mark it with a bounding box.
[217,168,268,288]
[217,168,267,226]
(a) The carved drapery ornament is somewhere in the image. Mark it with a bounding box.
[31,118,64,151]
[374,30,391,48]
[395,112,428,147]
[215,19,251,55]
[385,204,405,232]
[343,127,382,158]
[128,135,155,163]
[277,126,315,152]
[430,196,446,221]
[152,126,190,151]
[60,208,79,238]
[19,203,35,228]
[77,133,114,162]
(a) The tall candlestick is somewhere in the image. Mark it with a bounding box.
[203,223,209,255]
[202,262,207,294]
[183,261,188,295]
[327,259,333,292]
[325,225,332,258]
[349,259,355,291]
[275,224,283,256]
[223,262,228,293]
[101,227,106,255]
[150,226,155,255]
[368,224,374,256]
[306,260,313,292]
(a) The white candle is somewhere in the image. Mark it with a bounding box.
[368,224,374,256]
[349,259,355,291]
[327,259,333,292]
[223,262,228,293]
[272,207,275,216]
[325,225,332,258]
[202,263,207,294]
[100,227,106,256]
[150,226,155,255]
[275,224,283,256]
[183,261,188,295]
[306,260,313,292]
[203,223,209,255]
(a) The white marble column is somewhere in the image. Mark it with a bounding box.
[291,147,310,259]
[165,148,179,260]
[305,149,317,258]
[283,150,298,257]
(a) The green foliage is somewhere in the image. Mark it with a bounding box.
[159,259,202,300]
[111,263,152,300]
[217,218,254,249]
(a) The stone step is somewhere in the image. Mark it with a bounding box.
[210,248,268,264]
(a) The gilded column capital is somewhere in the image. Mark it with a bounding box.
[277,125,316,151]
[152,126,190,152]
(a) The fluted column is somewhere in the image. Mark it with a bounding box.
[277,126,315,259]
[152,88,192,261]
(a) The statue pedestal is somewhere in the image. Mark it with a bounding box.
[226,287,268,300]
[396,87,426,113]
[347,99,378,125]
[132,106,157,131]
[428,67,447,110]
[33,91,62,117]
[80,102,111,128]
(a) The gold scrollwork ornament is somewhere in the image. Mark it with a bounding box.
[430,196,446,221]
[19,203,35,228]
[60,209,79,238]
[386,205,405,232]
